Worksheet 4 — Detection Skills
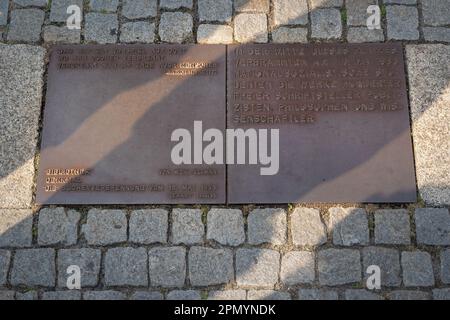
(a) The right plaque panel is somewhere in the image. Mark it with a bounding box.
[227,43,416,203]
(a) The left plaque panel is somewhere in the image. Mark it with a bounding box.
[36,45,226,205]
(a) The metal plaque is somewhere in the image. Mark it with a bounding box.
[227,43,416,203]
[36,44,226,204]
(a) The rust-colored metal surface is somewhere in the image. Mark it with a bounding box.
[227,43,416,203]
[36,45,226,204]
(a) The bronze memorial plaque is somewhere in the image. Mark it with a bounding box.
[227,43,416,203]
[37,45,226,204]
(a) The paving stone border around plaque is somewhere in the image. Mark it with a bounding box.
[0,0,449,301]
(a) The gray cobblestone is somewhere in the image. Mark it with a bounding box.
[83,209,127,245]
[318,249,361,286]
[235,0,269,13]
[38,208,80,246]
[362,247,401,287]
[402,251,435,287]
[347,27,384,43]
[167,290,201,300]
[160,0,193,10]
[42,291,81,300]
[384,0,416,4]
[440,249,450,284]
[208,290,246,300]
[159,12,193,43]
[14,0,48,6]
[280,251,315,285]
[236,248,280,287]
[248,208,287,245]
[148,247,186,287]
[374,209,411,245]
[0,0,9,26]
[345,289,383,300]
[0,209,33,247]
[57,249,101,288]
[389,290,430,300]
[291,208,327,246]
[415,208,450,245]
[50,0,83,23]
[433,288,450,300]
[310,0,343,8]
[346,0,378,26]
[83,290,126,300]
[329,207,369,246]
[272,27,307,43]
[297,289,338,300]
[422,0,450,26]
[234,13,268,43]
[89,0,119,12]
[248,290,291,300]
[311,8,342,39]
[8,9,44,43]
[120,22,155,43]
[122,0,157,19]
[11,249,55,287]
[105,247,148,287]
[273,0,308,26]
[206,208,244,246]
[171,208,203,245]
[197,24,234,44]
[129,209,167,244]
[0,250,10,286]
[0,291,15,300]
[189,247,233,286]
[15,291,37,300]
[43,25,81,43]
[198,0,232,22]
[130,291,163,300]
[423,27,450,43]
[386,5,419,40]
[85,13,118,44]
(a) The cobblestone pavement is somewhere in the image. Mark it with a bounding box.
[0,0,449,300]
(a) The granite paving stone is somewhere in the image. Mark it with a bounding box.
[291,208,327,246]
[38,207,80,246]
[129,209,167,244]
[0,209,33,247]
[148,247,186,287]
[10,249,55,287]
[273,0,308,26]
[402,251,435,287]
[206,208,245,246]
[329,207,369,246]
[386,5,419,40]
[0,44,45,208]
[415,208,450,245]
[57,249,101,288]
[105,247,148,287]
[85,13,118,44]
[234,13,268,43]
[50,0,83,23]
[406,45,450,205]
[318,249,361,286]
[188,247,233,286]
[236,249,280,287]
[159,12,193,43]
[82,209,127,245]
[248,208,287,245]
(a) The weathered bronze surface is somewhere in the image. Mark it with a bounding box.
[227,43,416,203]
[36,44,226,204]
